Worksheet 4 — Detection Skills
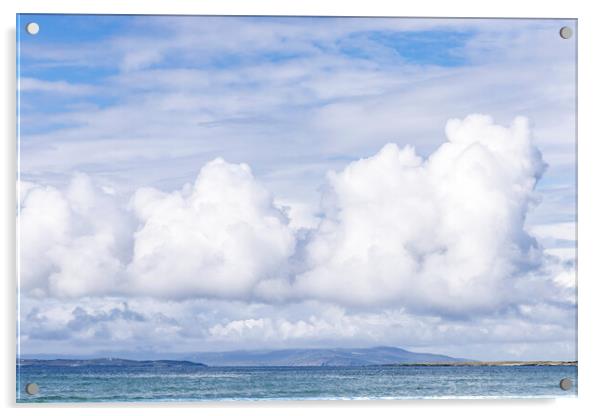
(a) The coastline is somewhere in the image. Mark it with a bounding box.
[17,358,578,367]
[384,361,577,367]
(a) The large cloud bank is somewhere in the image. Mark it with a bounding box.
[18,115,572,316]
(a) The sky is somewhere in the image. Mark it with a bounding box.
[17,15,577,361]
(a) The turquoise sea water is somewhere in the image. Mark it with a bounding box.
[17,364,577,402]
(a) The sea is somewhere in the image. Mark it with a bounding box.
[16,364,577,403]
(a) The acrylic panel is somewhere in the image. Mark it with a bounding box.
[16,14,577,402]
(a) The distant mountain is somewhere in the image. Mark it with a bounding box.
[19,346,467,367]
[183,346,467,367]
[18,358,207,368]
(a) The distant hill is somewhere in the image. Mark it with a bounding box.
[18,358,207,368]
[183,346,467,367]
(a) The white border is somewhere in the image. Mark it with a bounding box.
[2,1,600,415]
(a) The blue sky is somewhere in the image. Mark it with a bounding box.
[17,15,576,360]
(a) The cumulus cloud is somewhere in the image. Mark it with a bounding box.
[126,158,296,299]
[293,115,549,314]
[19,174,133,298]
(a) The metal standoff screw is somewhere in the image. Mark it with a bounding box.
[559,378,573,391]
[25,22,40,35]
[25,383,39,395]
[559,26,573,39]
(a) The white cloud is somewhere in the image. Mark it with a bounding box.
[292,115,549,314]
[120,49,163,72]
[126,158,296,299]
[19,183,71,295]
[19,77,97,95]
[19,174,133,298]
